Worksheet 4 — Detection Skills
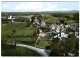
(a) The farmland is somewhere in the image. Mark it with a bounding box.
[2,23,37,46]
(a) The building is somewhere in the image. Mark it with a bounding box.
[38,32,47,40]
[8,15,12,19]
[54,32,69,40]
[41,22,47,27]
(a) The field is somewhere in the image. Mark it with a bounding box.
[37,40,51,48]
[2,43,42,56]
[1,23,40,56]
[2,23,37,46]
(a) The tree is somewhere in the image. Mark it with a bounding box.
[50,39,64,56]
[31,16,35,23]
[12,30,17,34]
[50,34,79,56]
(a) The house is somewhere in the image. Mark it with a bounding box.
[37,29,43,34]
[8,15,16,23]
[55,25,61,33]
[2,16,7,19]
[51,24,61,33]
[38,32,47,40]
[39,29,42,33]
[34,17,41,26]
[65,24,70,28]
[13,18,15,19]
[54,32,69,40]
[61,26,68,33]
[60,32,69,38]
[40,22,47,27]
[51,24,56,30]
[60,24,64,27]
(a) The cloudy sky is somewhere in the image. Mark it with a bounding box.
[1,2,79,12]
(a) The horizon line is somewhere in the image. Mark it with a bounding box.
[1,10,79,12]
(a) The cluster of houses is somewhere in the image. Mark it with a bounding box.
[31,15,79,40]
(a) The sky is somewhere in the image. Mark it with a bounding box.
[1,2,79,12]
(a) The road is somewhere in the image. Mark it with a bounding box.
[16,44,48,56]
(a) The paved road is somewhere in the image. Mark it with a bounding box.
[16,44,48,56]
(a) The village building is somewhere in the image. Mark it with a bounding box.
[38,32,47,40]
[55,25,61,33]
[8,15,15,23]
[61,26,68,33]
[1,16,7,19]
[54,32,69,40]
[39,29,43,33]
[8,15,12,19]
[40,22,47,27]
[51,24,56,30]
[65,24,70,28]
[34,18,41,26]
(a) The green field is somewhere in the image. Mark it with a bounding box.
[2,43,42,56]
[2,23,37,46]
[42,16,60,24]
[15,27,36,35]
[37,40,51,48]
[1,23,40,56]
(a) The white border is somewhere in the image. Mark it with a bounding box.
[0,0,1,57]
[0,0,80,58]
[1,0,79,1]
